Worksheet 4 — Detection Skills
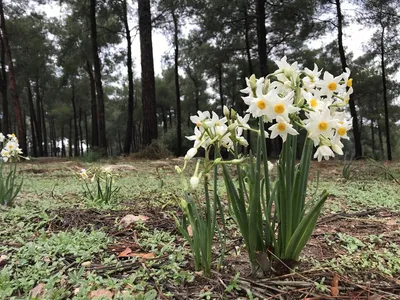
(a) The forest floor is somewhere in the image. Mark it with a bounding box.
[1,157,400,299]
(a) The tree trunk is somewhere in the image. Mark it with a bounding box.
[71,83,80,156]
[244,0,254,75]
[138,0,158,146]
[86,61,99,148]
[377,121,384,156]
[84,112,89,148]
[161,106,167,132]
[172,10,182,156]
[79,105,84,155]
[50,119,57,157]
[379,26,391,160]
[61,125,66,157]
[40,96,48,156]
[0,0,26,153]
[256,0,267,76]
[370,119,375,158]
[123,0,135,155]
[68,119,73,157]
[0,35,8,134]
[335,0,362,158]
[34,77,43,156]
[27,80,37,157]
[90,0,107,152]
[218,64,224,113]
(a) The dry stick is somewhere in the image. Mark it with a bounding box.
[317,208,385,224]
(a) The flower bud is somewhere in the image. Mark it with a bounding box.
[190,176,199,189]
[175,166,182,174]
[223,105,230,118]
[230,108,237,120]
[185,148,197,160]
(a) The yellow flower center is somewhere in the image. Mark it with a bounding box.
[345,97,350,104]
[274,104,285,114]
[8,145,12,149]
[338,127,347,136]
[318,121,328,131]
[310,98,317,107]
[277,123,286,132]
[257,99,266,110]
[328,82,337,91]
[339,121,344,125]
[347,78,353,87]
[215,121,220,126]
[196,122,201,127]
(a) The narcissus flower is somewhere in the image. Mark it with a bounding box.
[269,116,299,142]
[314,145,335,162]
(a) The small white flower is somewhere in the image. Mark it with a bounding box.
[268,161,274,172]
[0,133,4,142]
[317,71,343,98]
[190,176,200,189]
[314,145,335,162]
[304,107,337,143]
[185,148,198,160]
[80,169,88,179]
[269,116,299,142]
[190,111,211,128]
[266,90,299,122]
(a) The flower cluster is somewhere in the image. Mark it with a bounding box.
[185,56,353,162]
[0,133,24,162]
[185,108,255,160]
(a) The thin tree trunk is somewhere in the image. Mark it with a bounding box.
[90,0,107,152]
[79,105,84,155]
[0,0,26,152]
[218,64,224,114]
[61,125,66,157]
[256,0,267,76]
[40,96,48,156]
[161,106,167,132]
[335,0,362,158]
[379,26,391,160]
[138,0,158,146]
[172,10,182,156]
[244,0,253,75]
[0,35,7,134]
[71,83,80,156]
[84,112,89,150]
[27,80,37,157]
[86,61,99,148]
[34,77,43,156]
[123,0,135,154]
[68,119,73,157]
[370,119,376,158]
[377,121,384,156]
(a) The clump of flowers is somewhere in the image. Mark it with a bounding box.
[178,57,353,276]
[0,133,28,206]
[77,166,121,206]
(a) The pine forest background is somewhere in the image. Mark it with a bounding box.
[1,0,400,160]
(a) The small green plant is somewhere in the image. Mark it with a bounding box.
[342,153,354,181]
[78,167,121,205]
[81,148,104,163]
[0,133,28,206]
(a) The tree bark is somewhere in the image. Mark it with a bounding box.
[40,96,48,156]
[71,83,80,156]
[218,64,224,114]
[79,105,84,155]
[86,61,99,148]
[84,112,89,148]
[34,77,43,156]
[379,26,391,160]
[68,119,73,157]
[335,0,362,158]
[370,119,375,158]
[61,125,66,157]
[0,35,7,134]
[256,0,267,76]
[123,0,135,155]
[27,80,37,157]
[0,0,26,153]
[138,0,158,146]
[172,10,182,156]
[90,0,107,152]
[244,0,254,75]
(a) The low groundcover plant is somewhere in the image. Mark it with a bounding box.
[0,133,28,206]
[177,56,353,276]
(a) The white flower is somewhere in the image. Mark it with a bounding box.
[80,169,88,179]
[304,107,337,143]
[190,111,211,128]
[314,145,335,162]
[302,90,327,111]
[240,75,264,97]
[274,56,299,79]
[268,161,274,172]
[266,90,299,122]
[269,116,299,142]
[190,176,200,189]
[186,127,209,149]
[0,133,4,142]
[243,84,271,119]
[342,67,352,88]
[236,114,251,130]
[7,134,18,142]
[236,136,249,147]
[185,148,198,160]
[304,63,322,82]
[317,71,343,98]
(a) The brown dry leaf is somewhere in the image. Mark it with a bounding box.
[30,283,46,298]
[187,225,193,237]
[386,219,399,226]
[330,274,339,296]
[89,289,114,299]
[119,215,149,228]
[118,247,133,257]
[0,254,8,267]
